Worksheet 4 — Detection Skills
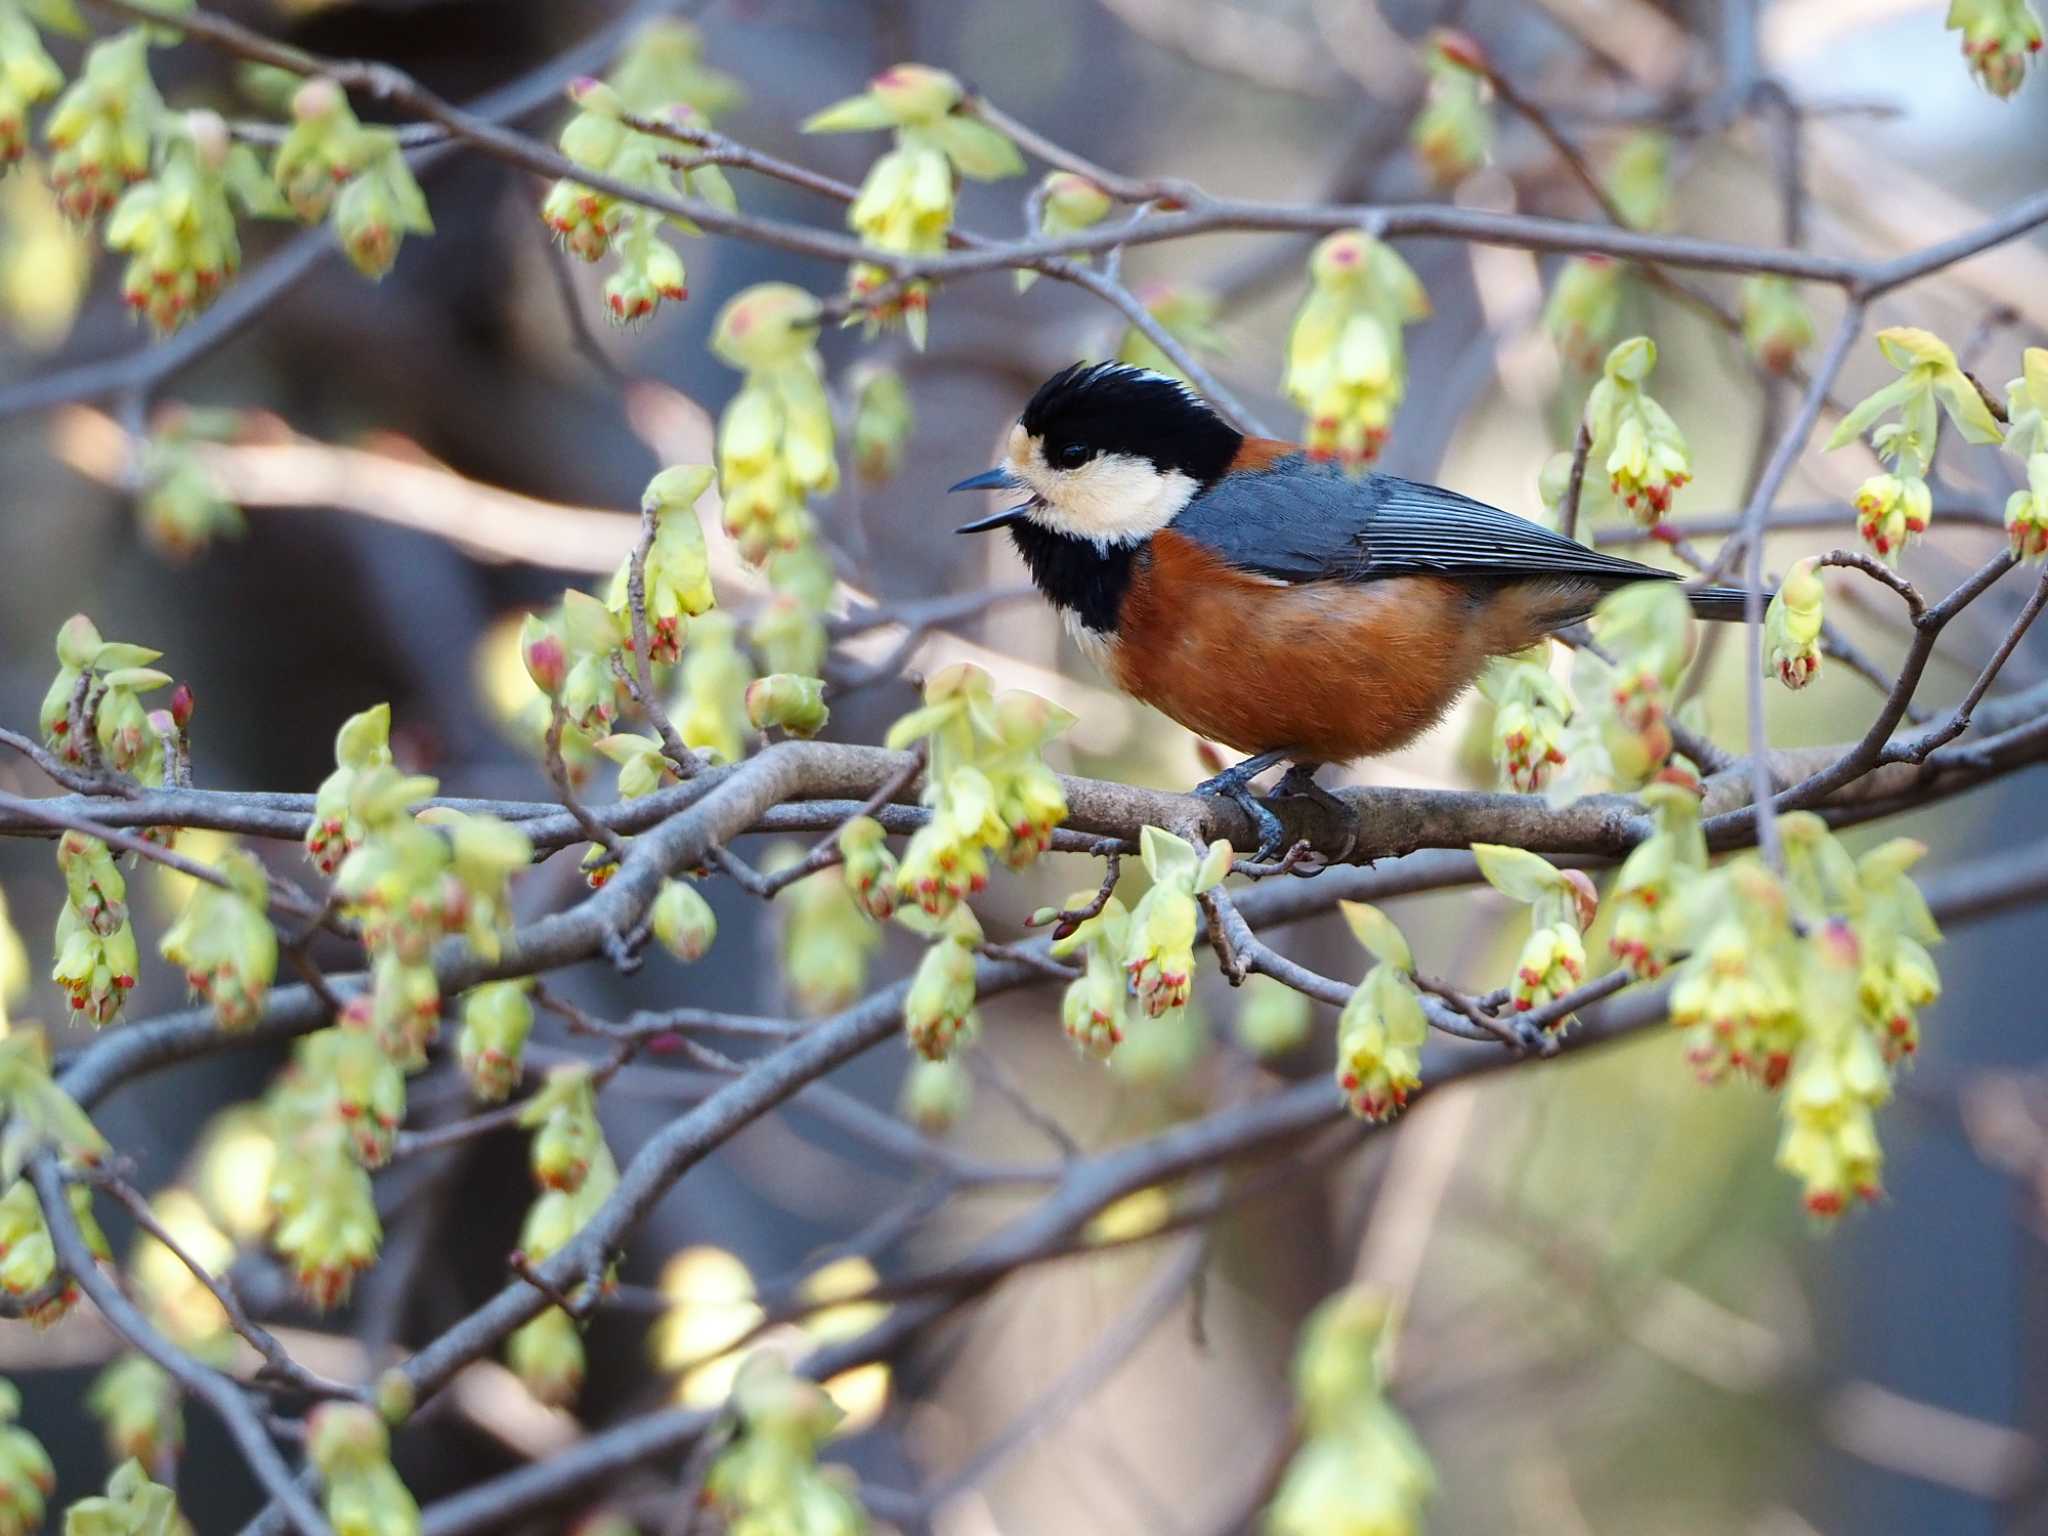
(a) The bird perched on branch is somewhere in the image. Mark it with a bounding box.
[950,361,1753,857]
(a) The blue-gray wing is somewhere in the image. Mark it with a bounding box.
[1169,455,1673,589]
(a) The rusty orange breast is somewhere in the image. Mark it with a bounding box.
[1106,530,1497,762]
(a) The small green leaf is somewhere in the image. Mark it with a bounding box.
[559,588,621,655]
[99,667,171,693]
[1138,825,1198,886]
[1471,843,1567,905]
[334,702,392,768]
[89,643,163,672]
[801,95,898,134]
[883,702,957,752]
[1340,901,1413,973]
[1876,325,1957,373]
[1193,839,1234,892]
[689,163,739,215]
[593,732,662,765]
[1932,368,2006,446]
[1825,375,1916,451]
[926,116,1026,180]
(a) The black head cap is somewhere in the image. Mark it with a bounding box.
[1018,362,1242,487]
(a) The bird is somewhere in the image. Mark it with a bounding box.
[948,361,1755,858]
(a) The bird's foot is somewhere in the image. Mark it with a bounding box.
[1268,762,1359,865]
[1192,750,1291,860]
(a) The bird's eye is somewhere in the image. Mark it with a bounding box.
[1054,441,1090,469]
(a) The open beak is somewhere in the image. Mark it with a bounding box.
[948,466,1031,533]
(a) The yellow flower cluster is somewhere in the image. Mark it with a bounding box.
[1283,231,1430,468]
[804,64,1023,346]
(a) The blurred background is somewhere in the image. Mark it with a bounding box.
[4,0,2048,1532]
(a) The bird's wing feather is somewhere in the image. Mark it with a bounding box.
[1170,456,1675,589]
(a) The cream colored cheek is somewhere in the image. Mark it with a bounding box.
[1054,458,1196,538]
[1006,428,1041,483]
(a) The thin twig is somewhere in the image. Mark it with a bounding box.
[84,1168,365,1401]
[1559,420,1594,545]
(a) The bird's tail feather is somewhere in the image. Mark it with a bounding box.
[1687,584,1769,622]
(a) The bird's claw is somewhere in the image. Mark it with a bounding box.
[1192,775,1289,860]
[1269,763,1360,865]
[1193,756,1365,864]
[1190,753,1292,859]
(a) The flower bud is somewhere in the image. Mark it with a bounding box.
[58,831,127,936]
[775,858,879,1016]
[271,1138,381,1308]
[522,1067,605,1193]
[745,672,830,738]
[333,141,433,280]
[1017,172,1112,292]
[1765,556,1825,689]
[0,10,62,168]
[1606,130,1670,230]
[458,981,533,1103]
[275,78,357,220]
[43,30,160,224]
[894,822,988,921]
[2007,452,2048,562]
[521,614,568,696]
[803,71,1018,346]
[566,75,624,118]
[1285,233,1430,469]
[309,1403,421,1536]
[57,1459,186,1536]
[1740,274,1815,374]
[541,177,620,261]
[606,18,744,121]
[160,848,277,1032]
[1048,895,1131,1060]
[1410,31,1493,187]
[508,1307,586,1407]
[1544,255,1622,373]
[1585,336,1691,522]
[836,816,898,921]
[868,62,964,122]
[87,1354,182,1469]
[1948,0,2044,95]
[1292,1285,1395,1428]
[1061,967,1127,1061]
[849,364,915,481]
[1336,966,1426,1120]
[903,915,980,1060]
[1855,470,1932,560]
[674,610,749,762]
[1477,654,1572,793]
[1267,1422,1433,1536]
[651,878,717,963]
[53,901,137,1027]
[710,282,826,373]
[1233,974,1313,1059]
[0,1381,53,1535]
[1511,922,1585,1019]
[899,1056,972,1133]
[308,1401,388,1478]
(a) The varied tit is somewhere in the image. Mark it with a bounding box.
[950,361,1754,857]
